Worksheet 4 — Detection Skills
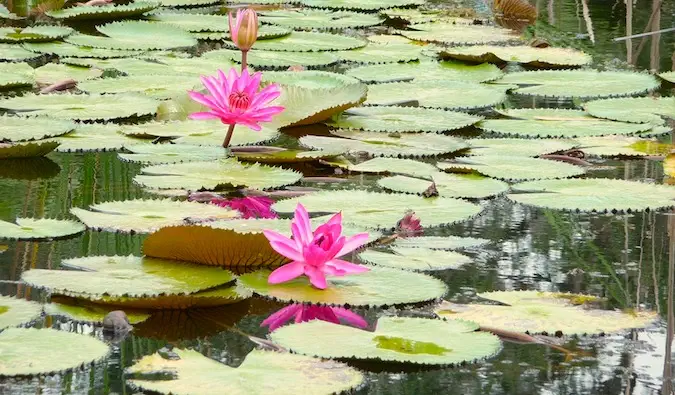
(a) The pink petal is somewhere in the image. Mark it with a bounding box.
[336,232,369,257]
[263,229,303,261]
[244,72,263,97]
[227,68,239,94]
[332,307,368,328]
[261,304,302,331]
[325,259,369,275]
[305,266,328,289]
[268,261,305,284]
[228,12,237,41]
[292,203,312,246]
[188,90,219,109]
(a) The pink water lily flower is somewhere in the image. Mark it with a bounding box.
[263,203,369,289]
[211,196,277,219]
[262,304,367,331]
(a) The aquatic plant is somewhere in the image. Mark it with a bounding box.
[261,303,367,331]
[211,196,278,219]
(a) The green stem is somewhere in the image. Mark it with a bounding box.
[241,50,248,72]
[223,123,236,148]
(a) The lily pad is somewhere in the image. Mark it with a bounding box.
[0,328,110,376]
[65,21,197,50]
[78,74,200,99]
[0,141,60,158]
[468,138,577,157]
[0,218,84,240]
[478,117,650,138]
[70,198,238,233]
[300,0,424,10]
[127,349,364,395]
[378,173,510,199]
[364,81,508,110]
[438,45,592,68]
[0,62,33,89]
[0,5,22,20]
[0,26,73,43]
[359,247,472,271]
[0,93,159,121]
[346,61,503,83]
[0,44,40,61]
[348,157,439,177]
[507,178,675,212]
[54,123,147,152]
[271,316,501,365]
[393,235,490,250]
[22,255,236,299]
[134,159,302,191]
[46,1,159,20]
[122,120,277,145]
[329,106,482,133]
[400,22,518,45]
[336,42,421,64]
[575,136,672,157]
[33,63,103,85]
[380,8,439,24]
[119,144,227,164]
[149,13,227,32]
[232,31,366,52]
[239,265,447,306]
[203,48,338,69]
[435,291,658,335]
[263,70,360,89]
[272,190,483,230]
[23,41,144,58]
[0,116,75,142]
[438,156,586,181]
[158,0,219,7]
[260,9,382,30]
[496,108,589,120]
[0,296,42,330]
[235,149,344,164]
[492,70,661,99]
[584,96,675,124]
[660,71,675,83]
[45,301,150,324]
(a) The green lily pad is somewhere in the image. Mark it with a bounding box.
[78,74,200,99]
[45,301,150,324]
[263,70,360,89]
[158,0,219,7]
[0,62,33,89]
[23,41,145,58]
[0,93,159,121]
[0,44,40,61]
[329,106,482,133]
[478,118,650,138]
[300,0,424,10]
[127,349,364,395]
[235,149,344,164]
[436,291,658,335]
[83,55,234,76]
[131,122,278,147]
[336,42,421,64]
[492,70,661,99]
[70,198,238,233]
[378,173,509,199]
[660,71,675,83]
[231,31,366,52]
[0,4,22,20]
[0,141,60,158]
[301,131,469,157]
[134,159,303,191]
[438,45,592,68]
[496,108,589,120]
[173,130,279,148]
[53,123,147,152]
[392,235,490,250]
[0,296,42,330]
[0,218,84,240]
[348,157,439,177]
[0,328,110,376]
[119,144,227,164]
[507,178,675,212]
[260,9,382,30]
[364,81,508,110]
[0,116,75,142]
[438,156,586,181]
[239,265,447,306]
[0,26,73,43]
[346,61,503,83]
[400,22,518,45]
[33,63,103,85]
[203,48,337,69]
[575,136,672,157]
[467,138,577,156]
[270,316,501,365]
[359,247,471,271]
[149,13,227,32]
[65,21,196,50]
[584,96,675,124]
[22,255,236,299]
[46,1,159,20]
[380,7,439,24]
[272,190,483,230]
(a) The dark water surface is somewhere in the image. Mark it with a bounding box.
[1,0,675,394]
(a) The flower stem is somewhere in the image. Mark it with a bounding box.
[241,50,248,72]
[223,123,236,148]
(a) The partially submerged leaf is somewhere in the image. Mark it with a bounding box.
[0,140,60,158]
[660,71,675,83]
[45,300,150,324]
[576,136,673,157]
[438,156,586,181]
[0,218,84,240]
[329,106,483,133]
[378,173,509,199]
[359,247,472,271]
[438,45,592,68]
[364,81,508,110]
[33,63,103,85]
[0,296,42,330]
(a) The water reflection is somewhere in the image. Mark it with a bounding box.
[261,303,368,331]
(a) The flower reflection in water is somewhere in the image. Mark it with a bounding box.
[261,303,367,332]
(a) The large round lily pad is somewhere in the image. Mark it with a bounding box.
[438,45,592,68]
[46,1,159,20]
[400,22,518,45]
[0,218,85,240]
[272,190,483,230]
[203,48,338,69]
[0,141,60,159]
[149,13,228,32]
[359,247,472,271]
[0,62,33,89]
[0,116,75,142]
[660,71,675,83]
[438,156,586,181]
[584,96,675,124]
[65,21,197,50]
[78,74,200,99]
[348,157,439,177]
[53,123,147,152]
[393,235,490,250]
[300,0,423,10]
[271,316,501,365]
[127,349,364,395]
[119,144,227,164]
[234,31,366,52]
[0,296,42,330]
[364,81,508,110]
[33,63,103,85]
[336,42,421,64]
[467,138,577,157]
[79,55,233,77]
[0,26,73,43]
[435,291,658,335]
[238,265,447,306]
[0,328,110,376]
[507,178,675,212]
[478,117,650,138]
[378,173,509,199]
[575,136,672,157]
[346,61,503,83]
[0,44,40,62]
[260,9,383,30]
[23,41,144,58]
[122,120,278,146]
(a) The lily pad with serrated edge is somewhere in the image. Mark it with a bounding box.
[78,74,201,99]
[0,328,110,377]
[346,61,503,84]
[380,8,439,24]
[148,13,227,32]
[438,45,592,68]
[492,70,661,99]
[127,348,364,395]
[329,106,482,133]
[263,70,360,90]
[0,296,42,330]
[301,131,469,158]
[507,178,675,212]
[400,22,518,45]
[435,291,658,335]
[45,301,150,324]
[0,62,33,89]
[134,158,302,191]
[0,218,84,240]
[0,26,73,43]
[575,136,672,157]
[227,31,366,52]
[300,0,423,10]
[378,173,510,199]
[203,48,337,69]
[271,316,501,365]
[336,42,421,64]
[260,9,382,30]
[70,198,238,233]
[660,71,675,83]
[119,144,227,164]
[234,149,344,164]
[65,21,196,50]
[23,41,145,58]
[85,55,235,76]
[0,116,76,142]
[496,108,589,120]
[393,235,490,250]
[272,190,483,230]
[468,138,577,157]
[0,93,159,121]
[46,1,159,20]
[189,25,291,40]
[239,265,447,306]
[22,255,236,299]
[53,123,147,152]
[33,63,103,85]
[0,4,22,20]
[584,96,675,124]
[159,0,219,7]
[359,247,472,271]
[348,157,439,177]
[126,121,279,147]
[478,118,650,138]
[438,156,586,181]
[0,44,40,62]
[364,81,508,110]
[0,141,60,158]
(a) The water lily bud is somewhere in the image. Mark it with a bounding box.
[228,8,258,52]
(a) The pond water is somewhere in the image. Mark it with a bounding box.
[0,0,674,393]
